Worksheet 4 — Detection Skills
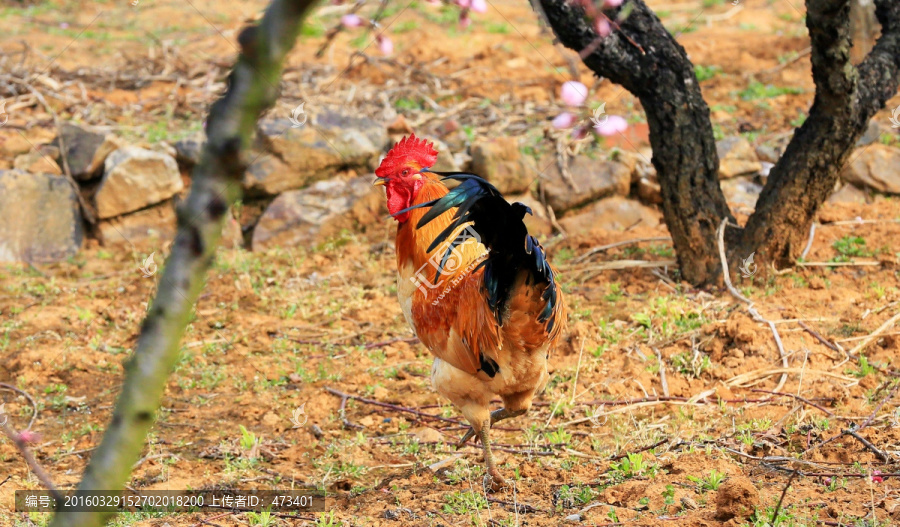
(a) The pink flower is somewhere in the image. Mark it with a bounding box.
[470,0,488,13]
[456,0,471,7]
[341,14,363,28]
[552,112,577,129]
[604,0,624,7]
[571,125,589,140]
[377,35,393,56]
[872,470,884,483]
[593,115,628,136]
[595,18,611,37]
[17,430,41,444]
[459,12,472,28]
[560,81,588,106]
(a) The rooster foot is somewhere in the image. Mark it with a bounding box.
[484,470,508,492]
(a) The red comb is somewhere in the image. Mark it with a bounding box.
[376,133,438,178]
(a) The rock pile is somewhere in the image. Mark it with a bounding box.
[1,108,896,263]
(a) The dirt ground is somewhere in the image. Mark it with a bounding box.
[2,0,900,526]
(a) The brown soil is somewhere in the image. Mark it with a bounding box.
[2,1,900,526]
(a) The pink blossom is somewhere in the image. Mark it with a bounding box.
[456,0,471,7]
[571,125,589,140]
[560,81,588,106]
[17,430,41,444]
[341,14,363,28]
[872,470,884,483]
[595,17,611,37]
[459,12,472,28]
[471,0,488,13]
[604,0,624,7]
[552,112,577,129]
[593,115,628,136]
[377,35,393,56]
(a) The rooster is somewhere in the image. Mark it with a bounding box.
[374,134,566,489]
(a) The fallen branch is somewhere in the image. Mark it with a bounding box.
[325,387,464,426]
[49,1,320,526]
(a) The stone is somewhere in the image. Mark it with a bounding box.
[95,147,183,219]
[540,156,631,212]
[0,170,83,263]
[558,196,660,235]
[424,137,460,172]
[721,176,762,209]
[470,137,538,194]
[251,175,386,251]
[173,132,205,166]
[98,201,176,244]
[249,110,389,195]
[828,183,869,204]
[14,149,62,175]
[51,123,122,180]
[717,136,762,178]
[637,176,662,204]
[841,144,900,194]
[715,477,759,520]
[755,143,782,164]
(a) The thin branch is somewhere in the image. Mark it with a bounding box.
[49,1,321,526]
[717,219,789,391]
[0,419,62,503]
[0,382,39,430]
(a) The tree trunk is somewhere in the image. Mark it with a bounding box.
[739,0,900,267]
[538,0,900,284]
[537,0,734,286]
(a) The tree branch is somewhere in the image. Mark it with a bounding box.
[740,0,900,265]
[49,1,319,525]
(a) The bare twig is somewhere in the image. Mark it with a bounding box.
[325,387,464,426]
[771,470,799,525]
[573,237,672,263]
[848,311,900,356]
[717,219,789,391]
[0,419,62,503]
[0,382,39,430]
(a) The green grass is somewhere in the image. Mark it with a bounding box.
[694,64,722,82]
[738,81,804,100]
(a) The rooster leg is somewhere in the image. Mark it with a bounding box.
[478,418,508,491]
[457,408,526,446]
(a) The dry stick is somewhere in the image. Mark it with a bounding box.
[846,430,890,463]
[848,311,900,357]
[49,2,320,527]
[325,387,463,426]
[750,389,835,417]
[798,321,842,354]
[771,470,799,525]
[363,336,420,349]
[0,419,62,503]
[716,219,789,392]
[609,438,668,461]
[572,237,672,264]
[654,347,670,397]
[0,382,39,430]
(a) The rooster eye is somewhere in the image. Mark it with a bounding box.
[401,169,410,177]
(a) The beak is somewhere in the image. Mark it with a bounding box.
[373,178,387,186]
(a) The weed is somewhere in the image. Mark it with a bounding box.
[686,470,727,491]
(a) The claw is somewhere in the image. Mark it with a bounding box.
[484,470,508,492]
[457,427,477,447]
